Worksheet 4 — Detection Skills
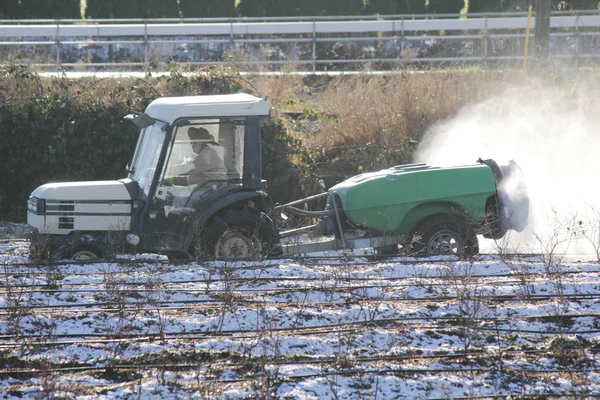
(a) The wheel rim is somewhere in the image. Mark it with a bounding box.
[72,250,100,261]
[427,230,461,256]
[215,230,262,260]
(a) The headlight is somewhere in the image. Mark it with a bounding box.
[28,197,46,215]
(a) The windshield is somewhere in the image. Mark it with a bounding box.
[129,122,167,199]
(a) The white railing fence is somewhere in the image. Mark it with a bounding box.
[0,11,599,72]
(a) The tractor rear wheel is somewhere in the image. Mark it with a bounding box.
[412,215,479,258]
[199,207,280,261]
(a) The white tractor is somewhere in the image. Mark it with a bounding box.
[28,93,280,261]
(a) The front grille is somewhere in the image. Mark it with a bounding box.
[58,201,75,230]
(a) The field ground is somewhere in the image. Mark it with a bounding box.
[1,236,600,399]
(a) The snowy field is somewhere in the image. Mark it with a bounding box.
[1,239,600,399]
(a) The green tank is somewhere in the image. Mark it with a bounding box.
[321,159,529,256]
[330,163,495,232]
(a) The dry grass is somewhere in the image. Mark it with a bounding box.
[302,71,515,148]
[252,64,312,101]
[249,69,528,178]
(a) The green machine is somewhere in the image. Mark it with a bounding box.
[277,159,528,257]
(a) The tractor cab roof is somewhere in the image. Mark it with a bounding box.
[144,93,270,124]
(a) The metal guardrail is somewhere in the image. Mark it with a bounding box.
[0,11,599,72]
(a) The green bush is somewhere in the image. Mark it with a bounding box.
[0,68,143,220]
[261,117,319,205]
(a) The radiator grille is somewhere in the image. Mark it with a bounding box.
[58,201,75,230]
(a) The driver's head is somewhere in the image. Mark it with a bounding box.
[188,126,215,154]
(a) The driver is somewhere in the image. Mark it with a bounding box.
[186,126,227,187]
[166,126,227,188]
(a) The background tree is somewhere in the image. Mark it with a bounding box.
[19,0,81,19]
[179,0,237,18]
[145,0,180,18]
[322,0,365,15]
[554,0,599,9]
[236,0,301,17]
[86,0,179,18]
[426,0,465,13]
[468,0,508,12]
[86,0,138,18]
[0,0,21,18]
[292,0,327,16]
[365,0,427,14]
[237,0,359,17]
[237,0,280,17]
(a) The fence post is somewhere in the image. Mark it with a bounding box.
[523,4,533,71]
[575,11,580,69]
[55,22,61,71]
[312,19,316,72]
[483,15,488,69]
[401,17,405,57]
[144,20,149,73]
[230,19,235,59]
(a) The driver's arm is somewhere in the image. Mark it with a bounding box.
[163,175,188,186]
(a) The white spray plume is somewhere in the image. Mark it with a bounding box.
[414,78,600,255]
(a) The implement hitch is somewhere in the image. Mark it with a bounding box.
[272,192,407,256]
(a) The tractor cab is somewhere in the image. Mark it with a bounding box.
[125,94,274,257]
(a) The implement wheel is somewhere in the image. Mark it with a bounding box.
[412,215,479,258]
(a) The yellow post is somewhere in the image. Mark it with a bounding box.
[523,5,533,71]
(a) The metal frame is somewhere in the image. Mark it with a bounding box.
[274,192,408,256]
[1,11,600,72]
[274,192,337,236]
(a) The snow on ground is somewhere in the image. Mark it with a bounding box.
[1,240,600,399]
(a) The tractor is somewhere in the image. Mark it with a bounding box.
[28,93,279,261]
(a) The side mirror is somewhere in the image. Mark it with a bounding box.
[124,112,156,129]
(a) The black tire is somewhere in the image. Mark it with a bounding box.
[195,207,281,260]
[53,244,104,261]
[412,215,479,258]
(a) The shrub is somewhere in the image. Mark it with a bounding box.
[0,67,144,219]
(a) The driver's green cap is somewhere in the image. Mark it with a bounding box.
[188,126,214,141]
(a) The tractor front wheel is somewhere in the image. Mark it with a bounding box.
[216,229,263,260]
[53,245,104,261]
